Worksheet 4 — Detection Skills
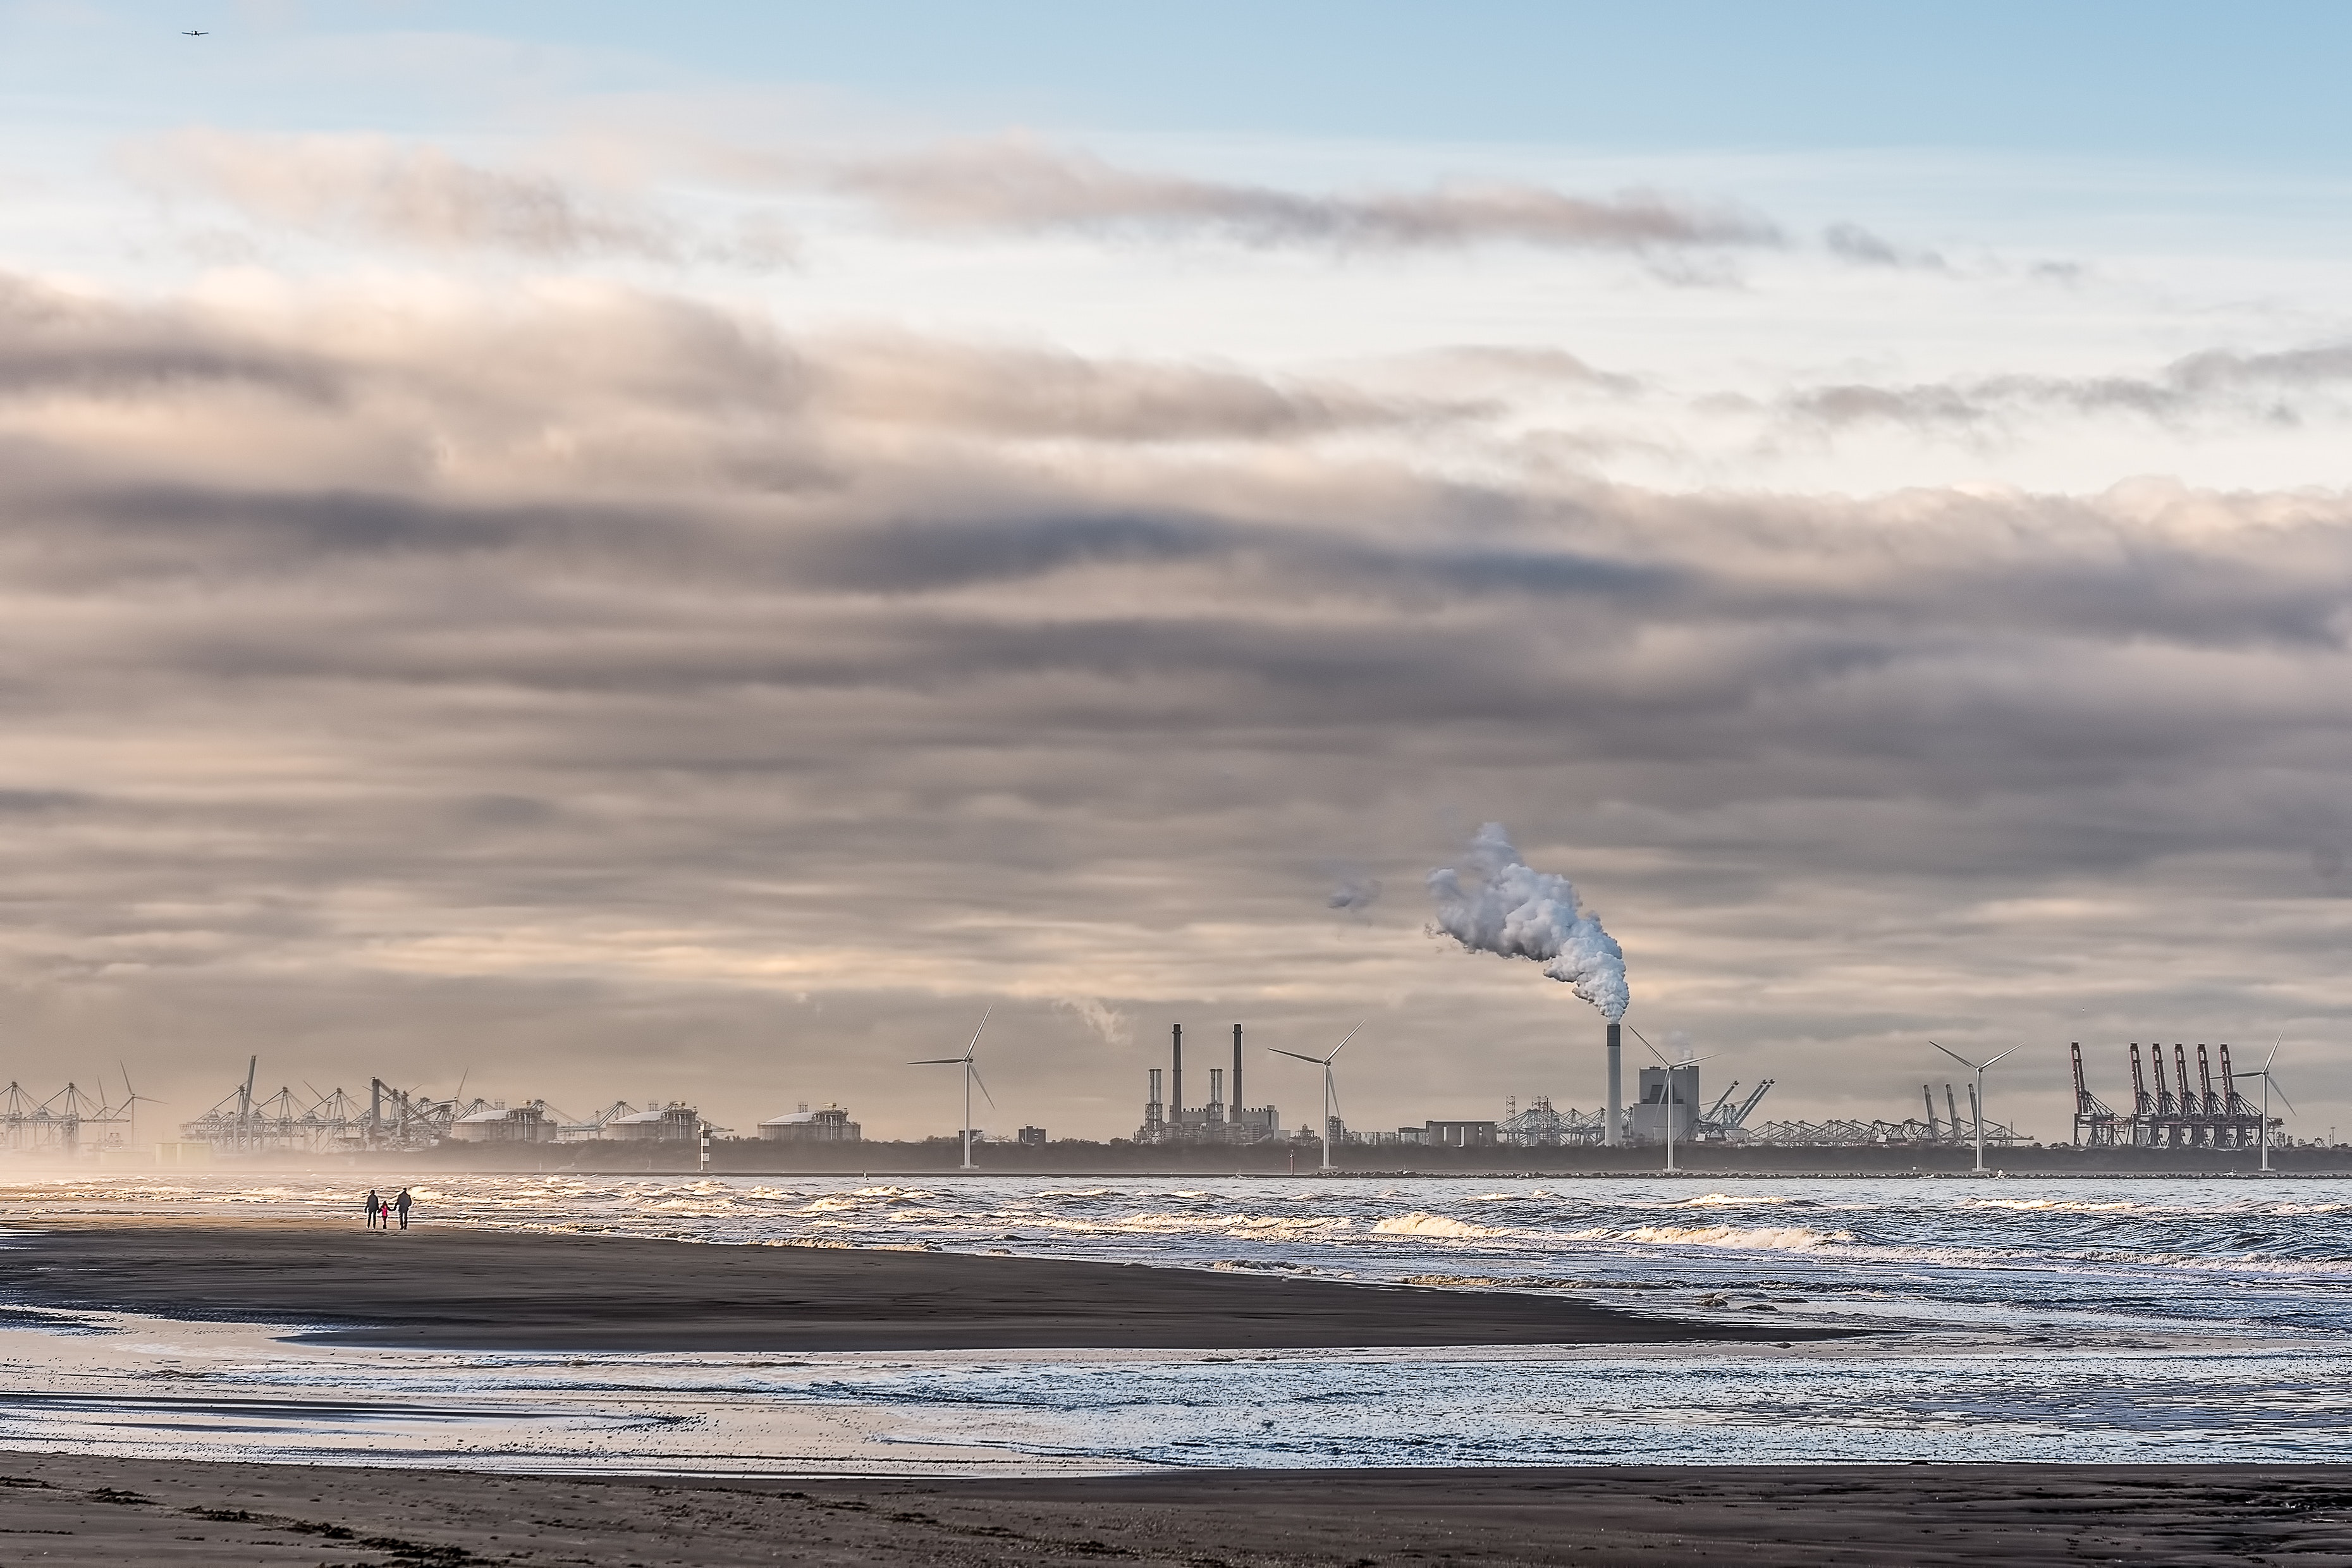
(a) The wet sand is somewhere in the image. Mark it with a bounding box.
[3,1453,2349,1565]
[0,1219,1842,1351]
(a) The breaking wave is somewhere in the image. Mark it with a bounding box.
[1372,1213,1514,1239]
[1599,1223,1849,1251]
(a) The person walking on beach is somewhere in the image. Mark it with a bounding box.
[364,1188,381,1229]
[395,1188,412,1230]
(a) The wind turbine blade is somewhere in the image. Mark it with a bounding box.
[2269,1076,2297,1115]
[1328,1022,1363,1060]
[965,1004,993,1059]
[1981,1046,2019,1068]
[971,1064,997,1112]
[908,1058,966,1065]
[2264,1039,2281,1070]
[1928,1040,1972,1070]
[1268,1048,1325,1064]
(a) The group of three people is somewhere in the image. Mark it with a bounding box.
[363,1187,413,1228]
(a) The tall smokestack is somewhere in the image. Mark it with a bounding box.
[1171,1023,1183,1120]
[1605,1022,1622,1147]
[1232,1024,1244,1112]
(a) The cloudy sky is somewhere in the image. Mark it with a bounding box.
[3,1,2349,1143]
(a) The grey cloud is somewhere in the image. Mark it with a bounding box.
[816,334,1467,442]
[830,140,1780,255]
[1822,222,1947,271]
[124,130,782,265]
[0,278,340,401]
[1395,346,1645,398]
[3,277,2351,1137]
[1785,337,2352,434]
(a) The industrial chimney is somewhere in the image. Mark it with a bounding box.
[1171,1023,1184,1125]
[1232,1024,1244,1117]
[1605,1022,1622,1148]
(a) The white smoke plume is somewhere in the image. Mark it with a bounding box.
[1427,824,1629,1020]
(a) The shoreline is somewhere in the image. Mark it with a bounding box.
[2,1454,2348,1566]
[13,1160,2352,1180]
[0,1219,1853,1352]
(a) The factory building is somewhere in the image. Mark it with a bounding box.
[1137,1024,1285,1144]
[1629,1063,1701,1146]
[601,1103,702,1142]
[1348,1120,1499,1147]
[445,1102,557,1144]
[759,1104,861,1142]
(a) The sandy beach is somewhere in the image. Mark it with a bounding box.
[4,1452,2351,1566]
[0,1219,1844,1351]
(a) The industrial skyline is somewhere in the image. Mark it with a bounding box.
[21,1022,2332,1157]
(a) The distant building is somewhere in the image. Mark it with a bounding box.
[446,1102,557,1144]
[1629,1065,1701,1146]
[1016,1125,1046,1146]
[1421,1119,1498,1148]
[759,1104,861,1142]
[601,1103,702,1142]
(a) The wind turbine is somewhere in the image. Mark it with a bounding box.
[910,1006,995,1171]
[1629,1026,1716,1173]
[2229,1042,2295,1173]
[118,1063,161,1152]
[1929,1041,2016,1173]
[1269,1024,1361,1173]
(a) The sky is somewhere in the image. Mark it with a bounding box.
[1,1,2349,1144]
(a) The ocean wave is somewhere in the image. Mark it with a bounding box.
[1677,1192,1798,1208]
[1598,1223,1851,1251]
[1372,1213,1514,1239]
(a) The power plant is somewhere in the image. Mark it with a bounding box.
[1133,1026,1784,1149]
[1138,1024,1286,1144]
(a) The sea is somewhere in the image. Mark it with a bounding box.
[3,1171,2348,1474]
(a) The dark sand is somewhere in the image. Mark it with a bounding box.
[4,1454,2351,1565]
[0,1220,1844,1351]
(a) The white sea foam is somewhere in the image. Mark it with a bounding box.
[1602,1223,1848,1250]
[1373,1213,1513,1239]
